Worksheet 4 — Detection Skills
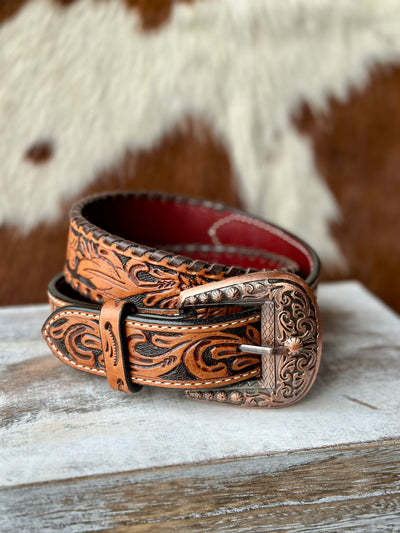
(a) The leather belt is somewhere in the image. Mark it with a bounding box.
[42,191,322,408]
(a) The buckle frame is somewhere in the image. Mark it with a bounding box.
[177,271,322,408]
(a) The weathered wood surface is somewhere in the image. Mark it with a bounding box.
[1,281,400,532]
[2,441,400,533]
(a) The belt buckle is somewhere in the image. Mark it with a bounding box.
[177,271,322,408]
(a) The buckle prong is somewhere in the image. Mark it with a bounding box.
[239,343,283,390]
[239,344,275,356]
[178,271,320,408]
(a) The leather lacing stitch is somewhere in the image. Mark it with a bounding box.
[164,243,298,272]
[71,192,265,277]
[70,191,318,285]
[70,219,246,279]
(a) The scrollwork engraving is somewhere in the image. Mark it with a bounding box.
[184,273,321,407]
[47,315,104,370]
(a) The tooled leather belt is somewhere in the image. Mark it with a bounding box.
[42,191,322,408]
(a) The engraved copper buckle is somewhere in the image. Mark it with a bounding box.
[177,271,322,408]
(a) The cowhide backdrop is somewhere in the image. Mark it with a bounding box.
[1,0,399,311]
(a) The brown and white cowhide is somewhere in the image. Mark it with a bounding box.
[1,0,400,310]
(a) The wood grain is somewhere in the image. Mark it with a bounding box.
[1,282,400,531]
[1,441,399,532]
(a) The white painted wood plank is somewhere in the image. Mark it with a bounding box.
[1,281,399,487]
[2,442,399,533]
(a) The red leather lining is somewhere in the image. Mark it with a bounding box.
[82,194,314,279]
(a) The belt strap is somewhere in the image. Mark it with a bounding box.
[42,191,322,408]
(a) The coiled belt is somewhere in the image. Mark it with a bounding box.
[42,191,322,408]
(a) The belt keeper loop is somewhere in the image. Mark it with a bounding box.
[99,299,142,393]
